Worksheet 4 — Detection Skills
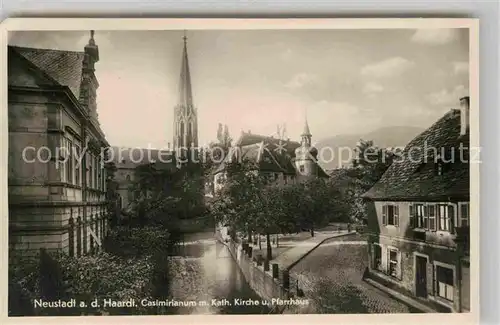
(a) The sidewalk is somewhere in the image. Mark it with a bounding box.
[249,230,353,270]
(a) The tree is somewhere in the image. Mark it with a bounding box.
[291,178,334,237]
[129,159,206,229]
[344,139,400,224]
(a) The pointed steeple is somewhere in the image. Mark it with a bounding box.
[178,31,193,108]
[301,107,312,146]
[173,31,199,152]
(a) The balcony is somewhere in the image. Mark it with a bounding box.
[454,226,470,255]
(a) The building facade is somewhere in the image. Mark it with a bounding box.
[8,32,110,257]
[210,117,328,196]
[362,97,471,313]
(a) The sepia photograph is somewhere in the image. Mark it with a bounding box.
[4,19,478,319]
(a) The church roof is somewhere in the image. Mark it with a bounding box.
[213,132,328,177]
[362,109,470,201]
[9,45,85,99]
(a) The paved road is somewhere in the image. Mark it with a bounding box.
[290,234,418,314]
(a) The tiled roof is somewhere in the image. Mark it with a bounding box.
[362,109,470,201]
[214,132,329,177]
[10,46,85,99]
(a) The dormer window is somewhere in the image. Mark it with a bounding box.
[437,161,444,175]
[435,153,450,175]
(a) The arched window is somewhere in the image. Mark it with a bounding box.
[180,122,185,138]
[187,122,192,145]
[126,174,131,182]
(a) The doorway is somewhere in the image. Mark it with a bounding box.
[415,255,428,298]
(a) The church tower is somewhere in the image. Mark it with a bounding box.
[173,32,198,153]
[294,109,318,177]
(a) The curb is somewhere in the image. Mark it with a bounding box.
[285,231,358,271]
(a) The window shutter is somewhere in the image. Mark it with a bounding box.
[448,205,455,233]
[432,265,437,296]
[386,247,390,271]
[394,205,400,227]
[428,205,436,231]
[397,251,402,280]
[409,204,415,228]
[382,205,388,225]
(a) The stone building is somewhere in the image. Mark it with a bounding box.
[362,97,471,312]
[210,117,329,196]
[8,31,110,256]
[109,147,175,211]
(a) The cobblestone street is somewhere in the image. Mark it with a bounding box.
[290,234,419,314]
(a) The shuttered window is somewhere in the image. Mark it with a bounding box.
[382,204,399,227]
[428,205,436,231]
[387,248,401,279]
[436,266,454,301]
[409,204,415,228]
[459,202,469,227]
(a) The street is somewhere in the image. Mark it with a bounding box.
[290,234,419,313]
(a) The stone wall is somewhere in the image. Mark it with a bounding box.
[220,236,303,313]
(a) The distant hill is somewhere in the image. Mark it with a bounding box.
[314,126,425,171]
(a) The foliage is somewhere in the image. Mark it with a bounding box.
[8,227,174,316]
[129,160,206,228]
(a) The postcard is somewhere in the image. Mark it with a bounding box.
[1,18,479,325]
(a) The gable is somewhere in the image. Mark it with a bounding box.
[9,46,85,99]
[8,51,59,89]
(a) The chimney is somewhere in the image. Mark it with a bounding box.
[459,96,470,136]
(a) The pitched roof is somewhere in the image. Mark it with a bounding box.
[214,132,329,177]
[10,46,85,99]
[362,109,470,201]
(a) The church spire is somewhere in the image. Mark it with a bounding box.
[178,30,193,108]
[173,31,198,153]
[301,107,312,146]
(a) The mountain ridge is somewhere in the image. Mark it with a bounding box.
[314,125,425,171]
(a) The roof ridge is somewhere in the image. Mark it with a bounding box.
[9,45,84,55]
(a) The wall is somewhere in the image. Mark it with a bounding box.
[372,201,459,248]
[368,234,463,312]
[220,237,293,312]
[8,53,109,258]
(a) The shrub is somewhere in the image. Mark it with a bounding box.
[9,227,173,316]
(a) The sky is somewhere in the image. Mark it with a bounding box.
[9,28,469,149]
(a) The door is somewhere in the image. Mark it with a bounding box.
[415,256,428,298]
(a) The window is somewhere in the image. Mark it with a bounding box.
[373,245,382,271]
[382,204,399,226]
[436,266,454,301]
[75,145,81,186]
[388,248,399,278]
[410,204,436,231]
[459,202,469,227]
[126,174,131,182]
[66,139,73,184]
[299,165,305,173]
[415,204,427,228]
[438,204,455,232]
[428,205,436,230]
[89,154,94,188]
